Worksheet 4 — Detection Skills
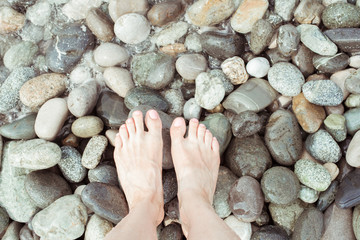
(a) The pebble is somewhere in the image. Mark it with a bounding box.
[230,0,269,34]
[354,205,360,240]
[223,78,278,114]
[323,0,347,6]
[84,214,113,240]
[163,171,177,204]
[108,0,148,22]
[0,207,9,236]
[331,68,355,100]
[336,168,360,208]
[32,195,88,240]
[35,98,69,141]
[81,182,128,224]
[267,62,305,97]
[324,114,347,142]
[299,185,319,203]
[161,89,184,116]
[277,24,300,57]
[2,221,22,240]
[324,162,339,181]
[85,8,114,42]
[159,224,182,240]
[131,52,175,90]
[313,53,349,74]
[71,116,104,138]
[322,2,360,29]
[224,215,252,240]
[229,176,264,222]
[251,225,289,240]
[153,21,188,47]
[294,159,332,191]
[0,113,36,140]
[25,170,72,209]
[349,55,360,68]
[346,130,360,167]
[346,94,360,108]
[266,48,292,65]
[105,129,117,147]
[325,104,345,115]
[19,73,67,109]
[58,146,87,183]
[292,44,315,77]
[62,0,102,20]
[93,43,129,67]
[183,98,202,120]
[231,111,262,138]
[68,66,92,85]
[250,19,274,55]
[274,0,297,21]
[265,110,303,166]
[297,24,338,56]
[317,180,339,211]
[292,207,323,240]
[9,139,61,170]
[345,68,360,94]
[324,28,360,54]
[302,80,343,106]
[147,1,183,26]
[160,43,187,56]
[103,67,134,98]
[88,164,118,186]
[26,0,51,26]
[294,0,324,25]
[246,57,270,78]
[125,87,169,112]
[184,33,202,52]
[4,41,38,71]
[82,135,108,169]
[114,13,150,44]
[200,31,245,60]
[68,81,99,118]
[0,6,25,34]
[175,54,207,80]
[162,129,173,169]
[195,72,225,110]
[344,108,360,135]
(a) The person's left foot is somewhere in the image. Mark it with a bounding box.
[114,110,164,224]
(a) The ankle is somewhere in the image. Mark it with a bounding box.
[129,196,164,225]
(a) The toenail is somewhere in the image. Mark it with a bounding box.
[199,124,206,128]
[149,110,158,120]
[133,111,141,116]
[121,124,126,128]
[126,118,133,124]
[191,118,199,123]
[173,118,183,127]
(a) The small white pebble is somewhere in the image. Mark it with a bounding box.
[349,55,360,68]
[93,43,129,67]
[114,13,150,44]
[69,66,92,85]
[246,57,270,78]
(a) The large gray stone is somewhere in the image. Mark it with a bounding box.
[0,114,36,140]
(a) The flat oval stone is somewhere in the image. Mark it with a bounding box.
[353,205,360,240]
[246,57,270,78]
[67,81,99,118]
[324,113,347,142]
[317,180,339,212]
[302,80,343,106]
[231,110,262,138]
[125,87,169,112]
[25,170,72,209]
[35,98,69,141]
[277,24,300,57]
[250,19,274,55]
[88,165,118,186]
[313,53,349,74]
[153,21,188,47]
[71,116,104,138]
[294,159,332,191]
[58,146,87,183]
[85,8,114,42]
[324,28,360,53]
[265,109,303,166]
[261,166,300,205]
[82,135,108,169]
[292,44,315,77]
[344,108,360,135]
[103,67,134,98]
[322,2,360,29]
[175,54,207,80]
[0,113,36,140]
[345,68,360,94]
[114,13,150,44]
[251,225,289,240]
[346,130,360,167]
[93,43,129,67]
[229,176,264,222]
[3,41,38,71]
[299,185,319,203]
[108,0,148,22]
[292,207,323,240]
[147,1,183,26]
[195,72,225,110]
[268,62,305,97]
[81,182,129,224]
[225,134,272,179]
[335,168,360,208]
[84,214,113,240]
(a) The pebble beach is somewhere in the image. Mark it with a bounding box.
[1,0,360,239]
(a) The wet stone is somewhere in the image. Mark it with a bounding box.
[161,89,184,116]
[345,68,360,94]
[344,107,360,135]
[0,113,36,140]
[183,98,202,120]
[153,21,188,47]
[88,165,118,186]
[335,168,360,208]
[231,111,262,138]
[114,13,150,45]
[82,135,108,169]
[251,225,289,240]
[292,207,324,240]
[324,28,360,53]
[93,43,129,67]
[71,116,104,138]
[317,180,339,212]
[322,2,360,29]
[250,19,274,55]
[302,80,343,106]
[85,8,114,42]
[3,41,38,71]
[313,53,349,74]
[59,146,87,183]
[294,0,324,25]
[125,87,169,112]
[324,114,347,142]
[147,1,183,27]
[103,67,134,98]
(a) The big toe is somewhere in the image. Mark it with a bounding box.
[145,109,162,136]
[170,117,186,142]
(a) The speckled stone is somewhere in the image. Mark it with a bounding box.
[71,116,104,138]
[344,108,360,135]
[299,185,319,203]
[84,214,113,240]
[59,146,87,183]
[345,68,360,94]
[251,225,289,240]
[302,80,343,106]
[88,165,118,186]
[250,19,274,55]
[3,41,38,71]
[317,180,339,212]
[152,21,188,47]
[183,98,202,120]
[324,114,347,142]
[274,0,297,21]
[231,111,262,138]
[221,56,248,85]
[322,2,360,29]
[161,89,184,116]
[195,72,225,110]
[81,135,108,169]
[292,207,324,240]
[305,129,342,163]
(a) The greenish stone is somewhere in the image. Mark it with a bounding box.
[322,3,360,29]
[345,94,360,108]
[3,41,39,70]
[124,87,169,112]
[294,159,331,191]
[0,114,36,140]
[344,107,360,135]
[299,185,319,204]
[324,114,347,142]
[250,19,274,55]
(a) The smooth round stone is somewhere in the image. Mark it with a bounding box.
[344,108,360,135]
[313,53,350,74]
[88,165,118,186]
[84,214,113,240]
[9,139,61,170]
[324,28,360,55]
[131,52,175,90]
[275,0,297,21]
[295,159,332,191]
[159,224,182,240]
[32,195,88,240]
[265,110,303,166]
[225,134,272,179]
[231,111,262,138]
[354,205,360,240]
[261,166,300,205]
[305,129,342,163]
[175,54,207,80]
[250,19,274,55]
[322,2,360,29]
[297,24,338,56]
[124,87,169,112]
[346,131,360,167]
[317,180,339,211]
[345,69,360,94]
[108,0,148,22]
[19,73,67,109]
[199,31,245,60]
[277,24,300,57]
[246,57,270,78]
[105,129,117,147]
[292,208,323,240]
[71,116,104,138]
[324,114,347,142]
[331,68,355,100]
[223,78,278,114]
[324,162,340,181]
[221,56,248,85]
[153,21,188,47]
[292,44,315,77]
[147,1,183,26]
[349,55,360,68]
[93,43,129,67]
[161,89,184,116]
[302,80,343,106]
[0,113,36,140]
[25,170,72,209]
[325,104,345,115]
[213,166,237,218]
[0,207,9,236]
[3,41,38,71]
[299,185,319,203]
[224,215,252,240]
[103,67,134,98]
[195,72,225,110]
[268,62,305,97]
[59,146,87,183]
[68,81,99,118]
[163,171,177,204]
[184,33,202,52]
[81,182,128,224]
[68,65,92,85]
[0,6,25,34]
[345,94,360,108]
[35,98,69,141]
[229,176,264,222]
[251,225,289,240]
[62,0,102,20]
[114,13,150,44]
[183,98,202,120]
[82,135,108,169]
[85,8,114,42]
[336,168,360,208]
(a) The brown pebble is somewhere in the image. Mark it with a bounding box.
[306,73,328,82]
[0,6,25,34]
[86,8,115,42]
[147,1,183,26]
[62,133,79,148]
[208,104,224,113]
[325,104,345,115]
[323,162,339,181]
[160,43,187,56]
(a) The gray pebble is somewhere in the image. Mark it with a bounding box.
[250,19,274,55]
[344,107,360,135]
[82,135,108,169]
[322,2,360,29]
[231,111,262,138]
[324,114,347,142]
[125,87,169,112]
[302,80,343,106]
[345,68,360,94]
[59,146,87,183]
[3,41,38,71]
[183,98,202,120]
[278,24,300,57]
[313,53,349,74]
[88,165,118,186]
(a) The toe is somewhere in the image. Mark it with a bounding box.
[119,124,129,144]
[197,124,206,142]
[187,119,199,140]
[114,132,123,149]
[205,129,213,147]
[211,137,220,153]
[126,118,136,137]
[145,109,162,136]
[170,117,186,142]
[132,110,144,134]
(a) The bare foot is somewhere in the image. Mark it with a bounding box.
[170,118,220,234]
[114,110,164,225]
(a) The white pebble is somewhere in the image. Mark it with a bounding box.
[153,21,189,47]
[224,215,252,240]
[183,98,202,120]
[114,13,150,44]
[103,67,134,98]
[349,55,360,68]
[299,185,319,204]
[62,0,103,20]
[246,57,270,78]
[69,66,92,85]
[175,54,207,80]
[26,1,51,26]
[94,43,129,67]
